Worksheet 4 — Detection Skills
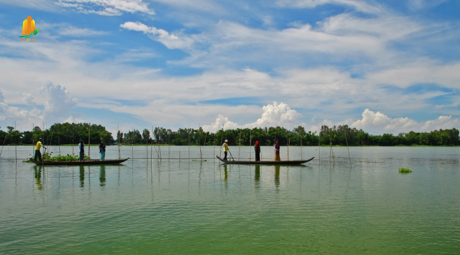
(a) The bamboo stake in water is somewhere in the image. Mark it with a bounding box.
[238,128,241,160]
[15,121,17,161]
[58,125,61,155]
[344,128,352,168]
[300,130,303,160]
[88,123,91,159]
[203,132,207,160]
[32,123,34,157]
[188,125,190,159]
[329,128,334,163]
[150,126,157,160]
[249,130,252,161]
[152,127,160,159]
[118,124,121,159]
[199,124,202,160]
[329,128,332,158]
[158,131,161,160]
[288,138,290,160]
[131,126,133,160]
[318,126,321,165]
[220,128,223,157]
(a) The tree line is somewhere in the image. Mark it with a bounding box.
[0,123,458,146]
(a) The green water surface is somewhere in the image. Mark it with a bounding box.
[0,146,459,254]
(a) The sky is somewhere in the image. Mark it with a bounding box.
[0,0,459,135]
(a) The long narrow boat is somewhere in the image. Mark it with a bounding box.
[216,156,314,165]
[33,158,130,166]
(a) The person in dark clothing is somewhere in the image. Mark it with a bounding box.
[254,140,260,161]
[79,140,85,161]
[99,142,106,160]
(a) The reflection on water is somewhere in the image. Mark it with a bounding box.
[79,165,84,187]
[223,164,228,180]
[34,165,43,190]
[99,165,106,186]
[274,165,280,187]
[254,165,260,189]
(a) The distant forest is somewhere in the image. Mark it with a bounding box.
[0,122,459,146]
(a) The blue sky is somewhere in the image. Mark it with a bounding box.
[0,0,459,135]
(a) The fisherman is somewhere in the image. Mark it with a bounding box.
[274,140,280,161]
[79,140,85,161]
[254,140,260,161]
[34,138,46,161]
[222,139,229,161]
[99,141,106,160]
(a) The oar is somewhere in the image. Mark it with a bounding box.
[228,148,235,161]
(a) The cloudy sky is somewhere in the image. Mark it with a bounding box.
[0,0,459,135]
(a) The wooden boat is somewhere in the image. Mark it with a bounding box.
[33,158,130,166]
[216,156,314,165]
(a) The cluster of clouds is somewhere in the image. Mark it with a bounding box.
[0,0,458,135]
[352,109,460,134]
[0,83,78,130]
[202,102,301,131]
[1,79,458,134]
[202,101,459,134]
[56,0,154,16]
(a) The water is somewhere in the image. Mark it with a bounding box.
[0,145,459,254]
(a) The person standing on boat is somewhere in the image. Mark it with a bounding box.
[274,140,280,161]
[79,140,85,161]
[254,140,260,161]
[99,141,106,160]
[34,138,46,161]
[222,139,229,161]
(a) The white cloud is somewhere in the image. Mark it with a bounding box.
[56,0,154,15]
[351,109,418,134]
[367,62,460,89]
[407,0,448,10]
[22,93,36,107]
[351,109,460,134]
[250,102,302,128]
[0,83,78,131]
[277,0,383,14]
[0,0,58,11]
[202,102,302,132]
[308,119,334,133]
[57,26,107,37]
[319,13,422,41]
[421,115,460,131]
[40,82,78,121]
[149,0,222,12]
[202,114,239,132]
[120,21,194,49]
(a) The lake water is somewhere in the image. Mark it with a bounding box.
[0,145,459,254]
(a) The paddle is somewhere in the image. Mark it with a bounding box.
[228,148,235,161]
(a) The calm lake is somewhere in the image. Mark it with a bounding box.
[0,145,459,254]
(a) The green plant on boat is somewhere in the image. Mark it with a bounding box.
[399,167,412,173]
[42,152,91,162]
